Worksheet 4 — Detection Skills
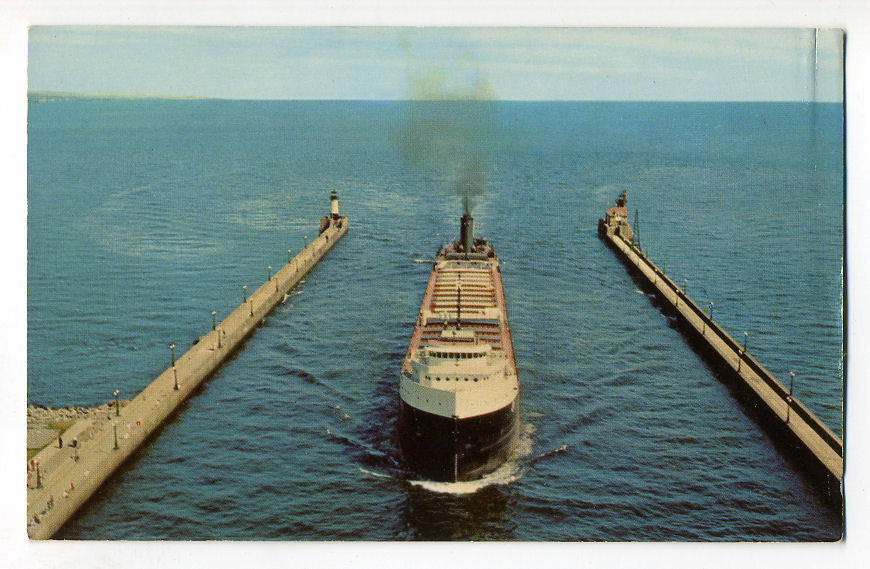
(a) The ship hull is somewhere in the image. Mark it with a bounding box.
[398,397,519,482]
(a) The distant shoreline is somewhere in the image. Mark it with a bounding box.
[28,91,208,102]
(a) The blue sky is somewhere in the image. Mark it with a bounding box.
[28,27,843,101]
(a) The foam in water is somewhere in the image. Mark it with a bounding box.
[406,427,535,495]
[358,467,393,480]
[408,463,521,495]
[353,427,542,494]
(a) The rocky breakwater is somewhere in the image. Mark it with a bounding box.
[27,401,130,457]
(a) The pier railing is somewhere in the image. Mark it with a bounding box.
[27,215,348,539]
[623,235,843,457]
[602,229,843,493]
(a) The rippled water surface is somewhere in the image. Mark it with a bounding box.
[27,100,843,540]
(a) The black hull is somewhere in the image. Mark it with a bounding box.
[398,397,519,482]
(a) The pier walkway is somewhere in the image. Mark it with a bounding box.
[26,214,348,539]
[600,209,842,505]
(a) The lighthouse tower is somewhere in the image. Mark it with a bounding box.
[330,190,340,220]
[320,191,343,234]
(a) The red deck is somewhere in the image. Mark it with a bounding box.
[402,257,517,376]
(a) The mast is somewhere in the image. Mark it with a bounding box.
[456,284,462,329]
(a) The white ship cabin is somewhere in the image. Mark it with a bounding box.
[410,329,505,388]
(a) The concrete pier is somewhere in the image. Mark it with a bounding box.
[26,210,348,539]
[599,199,842,506]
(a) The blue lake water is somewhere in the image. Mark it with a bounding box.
[27,99,843,540]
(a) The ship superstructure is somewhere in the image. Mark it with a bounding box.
[399,210,519,481]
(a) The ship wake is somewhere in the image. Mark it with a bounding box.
[405,427,535,495]
[353,424,569,495]
[407,459,522,495]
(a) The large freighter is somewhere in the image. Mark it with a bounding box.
[399,210,519,482]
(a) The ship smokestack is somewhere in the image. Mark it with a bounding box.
[460,197,474,253]
[460,212,474,253]
[330,190,340,219]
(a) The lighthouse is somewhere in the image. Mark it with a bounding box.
[330,190,340,220]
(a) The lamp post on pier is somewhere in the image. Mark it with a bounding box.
[683,279,688,297]
[242,285,247,302]
[709,301,714,320]
[169,343,176,367]
[267,265,272,280]
[786,371,795,423]
[173,365,179,390]
[113,389,120,417]
[212,311,216,330]
[737,332,748,372]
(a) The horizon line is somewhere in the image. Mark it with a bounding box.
[27,91,844,104]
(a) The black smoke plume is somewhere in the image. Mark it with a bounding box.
[397,50,497,214]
